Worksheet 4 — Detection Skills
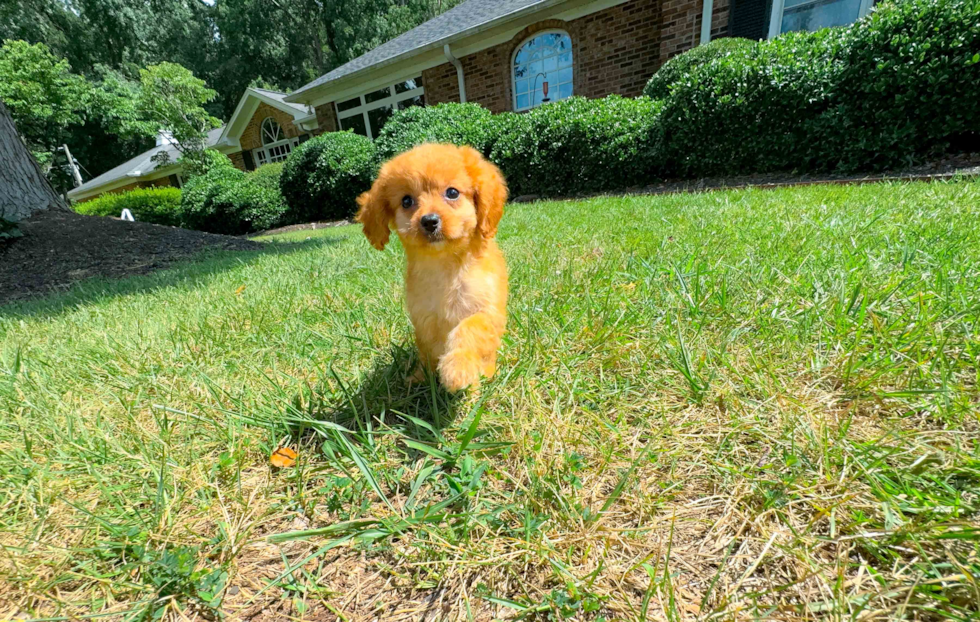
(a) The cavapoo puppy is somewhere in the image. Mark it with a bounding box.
[356,143,508,392]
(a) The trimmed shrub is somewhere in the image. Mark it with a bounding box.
[249,161,284,192]
[643,37,757,99]
[373,103,497,162]
[658,28,847,177]
[815,0,980,170]
[74,187,183,227]
[490,96,663,197]
[180,167,286,234]
[279,132,375,222]
[658,0,980,176]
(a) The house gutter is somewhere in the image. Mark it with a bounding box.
[700,0,714,45]
[443,44,467,103]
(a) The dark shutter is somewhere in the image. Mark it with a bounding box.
[168,174,181,188]
[729,0,772,40]
[298,133,311,144]
[242,150,256,171]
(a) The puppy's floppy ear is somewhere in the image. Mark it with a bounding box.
[461,146,507,239]
[356,181,391,251]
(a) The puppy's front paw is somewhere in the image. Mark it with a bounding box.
[406,366,427,385]
[438,350,482,393]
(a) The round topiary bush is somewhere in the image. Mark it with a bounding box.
[490,95,663,197]
[373,103,496,162]
[643,37,757,100]
[179,166,286,234]
[279,132,376,223]
[74,187,183,227]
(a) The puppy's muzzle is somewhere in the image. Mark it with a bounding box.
[420,213,441,235]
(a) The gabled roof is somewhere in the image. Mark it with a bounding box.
[67,126,225,199]
[215,87,314,149]
[287,0,563,102]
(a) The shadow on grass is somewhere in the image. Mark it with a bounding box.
[309,344,465,434]
[0,235,346,321]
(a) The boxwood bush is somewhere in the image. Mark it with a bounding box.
[643,37,757,99]
[180,167,286,235]
[658,28,847,178]
[279,132,375,222]
[74,187,183,227]
[814,0,980,171]
[373,103,498,162]
[490,96,663,197]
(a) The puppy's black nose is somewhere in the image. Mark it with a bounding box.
[420,213,441,233]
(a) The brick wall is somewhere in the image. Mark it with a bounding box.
[228,151,246,171]
[240,102,302,151]
[313,103,339,135]
[711,0,731,39]
[423,0,663,112]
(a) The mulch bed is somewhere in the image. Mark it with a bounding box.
[0,210,260,307]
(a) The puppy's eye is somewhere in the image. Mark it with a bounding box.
[445,187,460,200]
[401,195,414,209]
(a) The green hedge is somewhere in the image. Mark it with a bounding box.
[490,96,663,197]
[74,187,183,227]
[279,132,376,222]
[643,37,757,99]
[816,0,980,170]
[373,103,498,161]
[660,0,980,176]
[180,167,286,235]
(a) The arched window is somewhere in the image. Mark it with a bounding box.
[512,30,573,112]
[261,117,283,145]
[253,117,299,167]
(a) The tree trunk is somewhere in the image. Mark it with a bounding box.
[0,99,68,222]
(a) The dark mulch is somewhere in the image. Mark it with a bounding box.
[0,210,260,306]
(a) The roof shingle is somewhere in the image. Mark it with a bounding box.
[289,0,557,99]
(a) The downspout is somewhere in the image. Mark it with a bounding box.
[443,44,467,103]
[700,0,714,45]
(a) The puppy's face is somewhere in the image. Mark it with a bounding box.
[356,144,507,254]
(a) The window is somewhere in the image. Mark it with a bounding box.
[334,77,425,140]
[768,0,873,37]
[512,31,573,112]
[252,117,299,167]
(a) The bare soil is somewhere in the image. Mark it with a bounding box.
[0,210,260,306]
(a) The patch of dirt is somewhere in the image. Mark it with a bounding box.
[0,210,260,306]
[250,219,352,238]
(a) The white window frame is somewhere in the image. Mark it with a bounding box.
[334,78,425,140]
[251,117,299,167]
[511,29,574,113]
[768,0,873,38]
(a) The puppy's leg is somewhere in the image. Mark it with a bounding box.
[438,312,501,392]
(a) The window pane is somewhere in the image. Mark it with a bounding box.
[341,114,367,136]
[558,83,573,100]
[395,77,422,94]
[558,67,573,85]
[516,79,528,95]
[397,95,425,110]
[558,51,571,65]
[365,86,391,103]
[544,55,558,73]
[516,93,529,110]
[781,0,861,33]
[337,97,361,112]
[368,105,393,137]
[515,31,572,111]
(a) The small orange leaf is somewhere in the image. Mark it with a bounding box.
[235,285,246,296]
[270,447,298,468]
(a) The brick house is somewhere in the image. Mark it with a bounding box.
[67,89,319,202]
[284,0,872,140]
[70,0,872,202]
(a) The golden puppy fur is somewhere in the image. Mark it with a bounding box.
[356,144,508,392]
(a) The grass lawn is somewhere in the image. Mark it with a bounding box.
[2,179,979,621]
